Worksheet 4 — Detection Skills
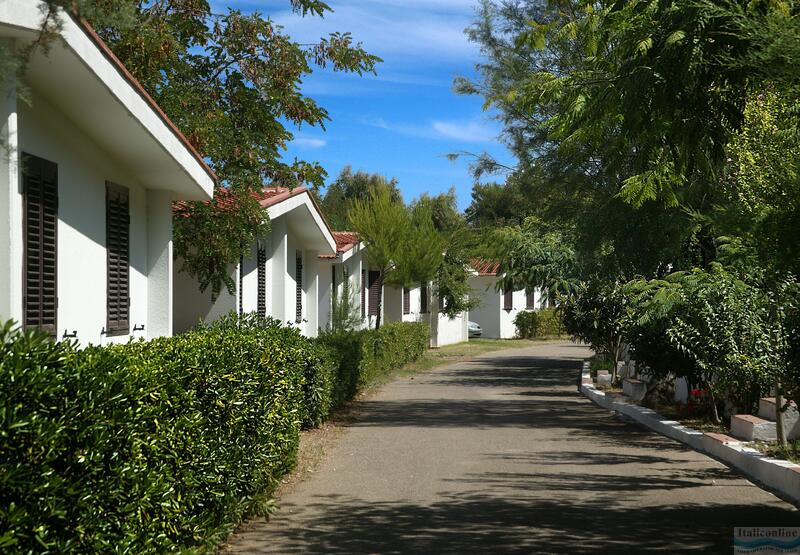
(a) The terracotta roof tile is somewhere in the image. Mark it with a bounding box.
[472,259,501,276]
[319,231,360,259]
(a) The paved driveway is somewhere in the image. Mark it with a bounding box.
[229,342,798,553]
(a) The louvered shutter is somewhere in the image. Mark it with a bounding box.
[238,255,244,315]
[361,269,366,318]
[106,183,130,335]
[295,254,303,323]
[257,244,266,318]
[420,282,428,313]
[526,289,535,309]
[368,270,381,316]
[503,285,513,311]
[23,154,58,336]
[403,287,410,315]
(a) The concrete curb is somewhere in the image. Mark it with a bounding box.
[579,378,800,507]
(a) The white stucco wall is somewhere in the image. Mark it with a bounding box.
[172,262,236,334]
[469,275,539,339]
[13,88,162,345]
[0,58,20,324]
[402,286,423,323]
[428,291,468,348]
[469,275,502,339]
[175,212,328,338]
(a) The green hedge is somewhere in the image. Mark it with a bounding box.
[0,315,312,553]
[318,321,429,410]
[514,308,563,338]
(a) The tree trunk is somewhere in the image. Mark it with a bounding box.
[708,384,722,424]
[776,381,787,446]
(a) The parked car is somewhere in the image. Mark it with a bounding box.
[468,321,482,338]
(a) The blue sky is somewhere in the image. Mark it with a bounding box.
[216,0,513,211]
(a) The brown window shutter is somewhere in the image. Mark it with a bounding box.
[368,270,381,317]
[526,289,535,309]
[23,153,58,336]
[331,265,337,297]
[295,254,303,324]
[106,182,130,336]
[238,255,244,315]
[361,269,366,318]
[503,285,513,311]
[257,244,266,317]
[420,282,428,313]
[403,287,410,315]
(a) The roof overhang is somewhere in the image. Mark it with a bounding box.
[0,2,215,200]
[268,190,336,254]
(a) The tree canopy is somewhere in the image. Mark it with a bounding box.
[317,166,403,231]
[10,1,381,298]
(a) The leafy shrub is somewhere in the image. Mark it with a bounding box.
[317,329,366,408]
[360,321,429,386]
[561,280,629,370]
[318,321,429,410]
[514,308,562,338]
[0,314,314,553]
[299,339,337,428]
[626,266,774,419]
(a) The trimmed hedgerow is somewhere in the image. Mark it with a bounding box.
[0,315,313,553]
[318,321,429,410]
[514,308,563,339]
[0,316,427,553]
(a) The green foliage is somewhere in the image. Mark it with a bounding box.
[174,188,271,299]
[317,166,403,231]
[359,322,430,387]
[494,217,579,296]
[0,315,328,553]
[299,337,337,429]
[626,267,776,416]
[411,191,476,318]
[348,187,444,327]
[328,266,362,333]
[10,2,380,298]
[318,322,429,408]
[513,308,562,338]
[560,280,629,369]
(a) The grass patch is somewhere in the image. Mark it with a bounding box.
[358,336,567,390]
[642,397,728,434]
[754,439,800,464]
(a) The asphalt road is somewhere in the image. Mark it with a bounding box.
[229,342,798,554]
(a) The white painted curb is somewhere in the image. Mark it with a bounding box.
[580,378,800,507]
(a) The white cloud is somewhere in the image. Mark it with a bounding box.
[270,2,478,65]
[363,116,497,143]
[293,137,327,149]
[432,119,495,142]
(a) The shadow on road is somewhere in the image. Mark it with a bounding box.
[229,344,799,555]
[243,494,796,554]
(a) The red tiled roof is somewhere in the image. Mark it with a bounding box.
[75,18,217,185]
[173,187,336,254]
[173,186,306,215]
[319,231,360,259]
[472,259,501,276]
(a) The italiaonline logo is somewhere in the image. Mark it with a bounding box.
[735,528,800,554]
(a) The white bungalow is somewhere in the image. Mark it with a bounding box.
[173,187,336,337]
[318,231,371,331]
[468,261,547,339]
[0,2,215,345]
[384,283,469,347]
